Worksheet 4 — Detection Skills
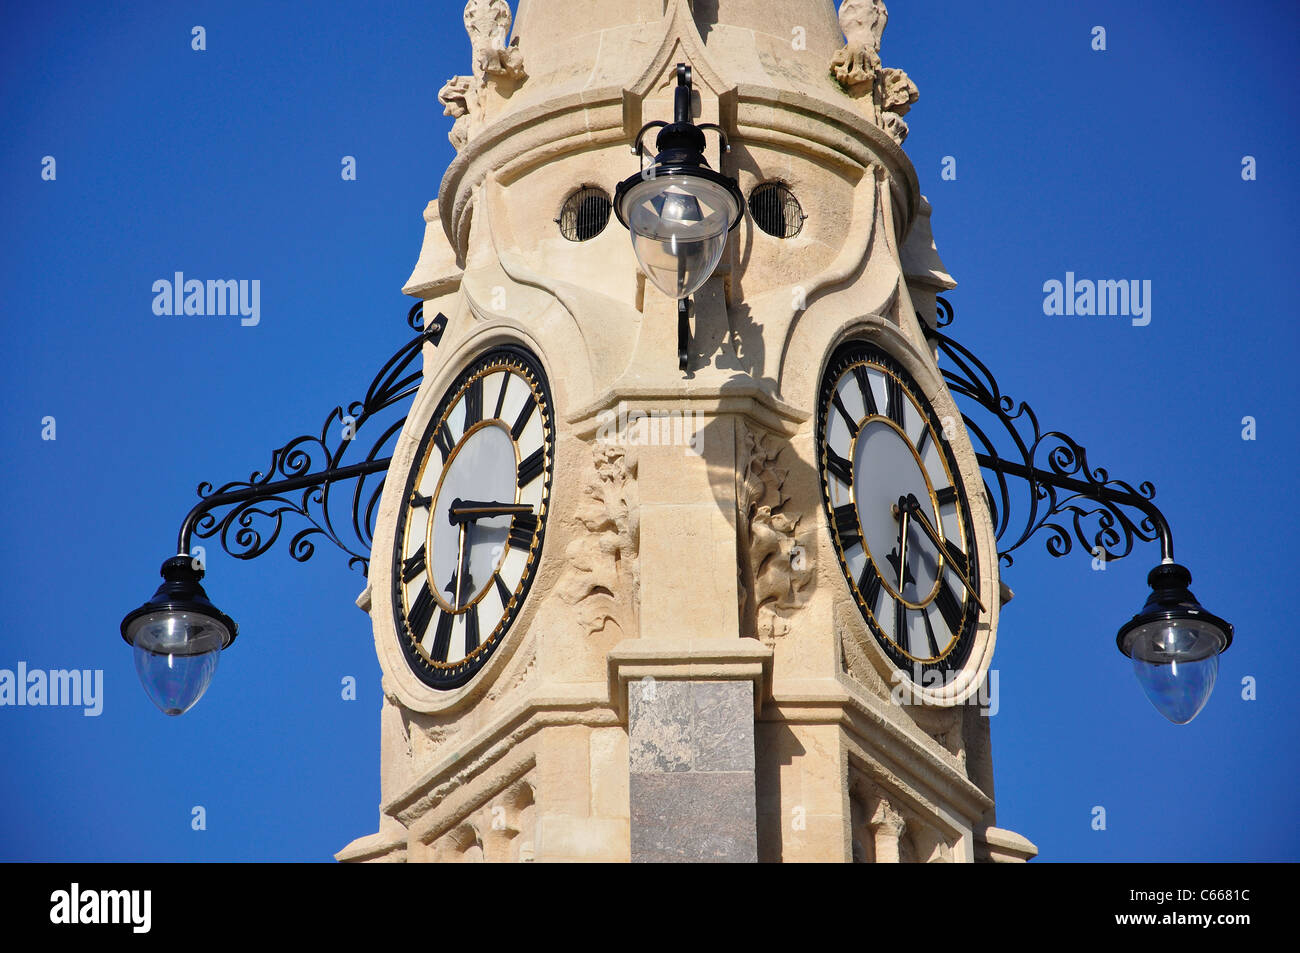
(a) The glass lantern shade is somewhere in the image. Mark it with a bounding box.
[1121,618,1226,725]
[1117,563,1232,726]
[121,555,237,716]
[127,610,229,716]
[621,174,740,299]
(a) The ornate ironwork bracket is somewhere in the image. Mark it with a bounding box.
[924,297,1173,568]
[177,303,446,576]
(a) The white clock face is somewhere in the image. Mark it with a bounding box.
[818,342,981,680]
[393,347,553,689]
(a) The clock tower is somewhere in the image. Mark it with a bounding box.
[337,0,1037,864]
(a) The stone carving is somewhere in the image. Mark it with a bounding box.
[831,0,919,144]
[465,0,526,84]
[438,75,475,151]
[557,446,640,637]
[429,777,536,863]
[737,425,813,644]
[438,1,527,151]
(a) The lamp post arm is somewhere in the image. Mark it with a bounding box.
[176,304,445,577]
[924,297,1173,568]
[972,453,1174,564]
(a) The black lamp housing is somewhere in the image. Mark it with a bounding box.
[613,64,744,235]
[1116,562,1233,658]
[120,555,238,650]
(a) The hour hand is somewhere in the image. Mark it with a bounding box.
[901,494,986,612]
[448,498,535,526]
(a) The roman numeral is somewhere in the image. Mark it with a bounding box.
[936,486,958,507]
[407,585,435,641]
[922,607,942,658]
[509,512,538,550]
[430,608,455,663]
[886,376,906,427]
[463,604,480,654]
[410,491,432,509]
[494,572,513,607]
[463,376,484,427]
[825,448,854,486]
[894,601,907,646]
[943,543,968,577]
[859,561,882,613]
[492,373,510,420]
[518,447,545,486]
[935,580,964,634]
[511,398,536,441]
[917,426,931,455]
[833,504,861,549]
[831,392,860,438]
[402,545,426,584]
[852,366,878,416]
[434,424,455,462]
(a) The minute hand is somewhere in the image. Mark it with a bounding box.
[903,496,986,613]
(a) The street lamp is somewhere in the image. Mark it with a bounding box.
[614,63,744,369]
[924,298,1235,724]
[120,555,236,716]
[1117,562,1234,724]
[118,305,443,715]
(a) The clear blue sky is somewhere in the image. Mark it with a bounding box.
[1,0,1296,861]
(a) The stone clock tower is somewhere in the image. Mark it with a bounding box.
[337,0,1037,864]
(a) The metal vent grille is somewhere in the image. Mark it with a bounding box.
[749,181,804,239]
[558,187,612,242]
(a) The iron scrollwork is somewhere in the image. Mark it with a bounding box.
[923,297,1173,567]
[177,305,447,576]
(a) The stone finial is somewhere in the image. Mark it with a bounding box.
[831,0,919,145]
[464,0,526,85]
[438,1,527,151]
[832,0,888,90]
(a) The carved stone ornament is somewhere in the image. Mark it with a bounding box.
[465,0,526,85]
[438,1,527,150]
[831,0,919,145]
[557,445,640,638]
[438,75,475,150]
[737,425,813,645]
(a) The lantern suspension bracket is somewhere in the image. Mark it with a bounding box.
[922,296,1174,568]
[177,303,446,577]
[923,295,1233,724]
[615,63,745,376]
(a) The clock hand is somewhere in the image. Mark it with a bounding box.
[448,498,535,526]
[901,495,986,613]
[453,523,467,613]
[895,497,910,597]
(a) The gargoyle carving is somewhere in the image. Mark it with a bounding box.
[737,425,813,644]
[557,446,640,637]
[831,0,919,144]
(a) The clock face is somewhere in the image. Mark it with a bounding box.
[392,345,554,689]
[817,342,981,681]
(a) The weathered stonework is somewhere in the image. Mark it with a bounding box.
[336,0,1036,865]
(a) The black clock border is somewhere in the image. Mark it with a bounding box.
[817,339,980,680]
[392,343,555,690]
